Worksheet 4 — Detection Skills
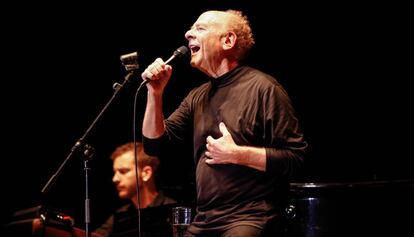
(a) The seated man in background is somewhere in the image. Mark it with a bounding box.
[94,141,177,237]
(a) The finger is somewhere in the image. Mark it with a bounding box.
[163,65,172,75]
[152,58,164,72]
[204,153,216,164]
[206,135,215,144]
[159,65,172,78]
[149,65,161,75]
[141,71,154,80]
[154,58,165,65]
[164,64,172,71]
[219,122,230,136]
[149,63,162,75]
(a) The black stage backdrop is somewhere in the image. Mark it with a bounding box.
[1,1,412,231]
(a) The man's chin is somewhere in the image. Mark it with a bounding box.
[118,193,128,199]
[190,56,201,65]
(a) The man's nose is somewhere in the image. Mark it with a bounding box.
[185,29,194,40]
[112,173,119,183]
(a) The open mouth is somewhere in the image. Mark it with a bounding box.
[189,45,200,54]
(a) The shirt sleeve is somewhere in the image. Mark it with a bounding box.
[143,93,194,156]
[262,85,307,177]
[142,134,168,156]
[164,94,193,140]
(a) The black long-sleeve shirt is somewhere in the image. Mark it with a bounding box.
[94,192,176,237]
[144,65,307,234]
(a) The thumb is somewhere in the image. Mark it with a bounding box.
[219,122,230,136]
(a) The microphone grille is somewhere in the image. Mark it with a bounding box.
[174,46,189,58]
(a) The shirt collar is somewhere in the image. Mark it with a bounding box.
[210,65,245,88]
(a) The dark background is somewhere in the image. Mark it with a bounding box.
[1,0,412,231]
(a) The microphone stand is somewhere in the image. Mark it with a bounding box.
[41,70,138,237]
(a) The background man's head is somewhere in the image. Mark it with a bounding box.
[111,142,160,200]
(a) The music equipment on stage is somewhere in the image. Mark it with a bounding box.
[285,180,414,236]
[3,204,181,237]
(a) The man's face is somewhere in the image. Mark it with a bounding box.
[112,151,141,200]
[185,11,229,74]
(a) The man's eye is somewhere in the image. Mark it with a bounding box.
[119,169,130,174]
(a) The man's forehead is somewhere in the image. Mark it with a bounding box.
[196,11,228,24]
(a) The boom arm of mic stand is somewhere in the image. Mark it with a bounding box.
[41,70,136,194]
[41,70,136,237]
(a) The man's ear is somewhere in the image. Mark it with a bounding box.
[141,166,153,182]
[222,31,237,50]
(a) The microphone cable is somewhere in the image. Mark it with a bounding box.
[132,79,149,237]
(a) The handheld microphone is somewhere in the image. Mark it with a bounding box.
[164,46,190,65]
[142,46,189,82]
